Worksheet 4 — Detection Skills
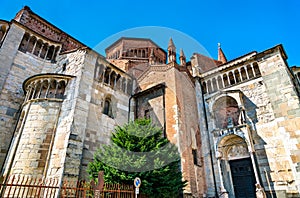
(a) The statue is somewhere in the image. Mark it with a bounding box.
[255,183,267,198]
[227,116,234,128]
[219,186,229,198]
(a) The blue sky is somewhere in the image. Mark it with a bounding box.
[1,0,300,66]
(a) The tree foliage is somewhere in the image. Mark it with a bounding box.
[87,119,186,197]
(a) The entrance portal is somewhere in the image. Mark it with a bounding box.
[230,158,256,198]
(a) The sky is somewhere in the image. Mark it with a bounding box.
[1,0,300,66]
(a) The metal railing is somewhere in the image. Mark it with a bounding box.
[0,174,136,198]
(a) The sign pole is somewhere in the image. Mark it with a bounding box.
[134,177,141,198]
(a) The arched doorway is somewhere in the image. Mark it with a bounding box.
[217,135,256,198]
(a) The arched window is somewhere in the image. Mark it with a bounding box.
[212,78,218,92]
[142,50,145,58]
[202,82,207,94]
[223,74,229,87]
[104,67,111,84]
[207,80,212,93]
[110,71,117,88]
[217,76,223,89]
[40,43,48,59]
[18,33,30,52]
[247,65,254,78]
[27,36,36,53]
[33,40,43,56]
[0,26,5,42]
[240,67,247,81]
[213,96,240,129]
[229,72,235,85]
[234,70,241,83]
[253,62,261,77]
[46,45,54,60]
[127,79,133,95]
[103,98,113,118]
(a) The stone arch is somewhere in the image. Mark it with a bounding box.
[127,79,133,95]
[18,33,30,52]
[213,96,240,129]
[207,79,212,93]
[27,36,37,53]
[223,74,229,87]
[253,62,261,77]
[39,80,49,98]
[247,65,254,78]
[217,76,223,89]
[240,67,247,81]
[212,78,218,92]
[46,45,55,61]
[216,134,250,161]
[33,39,43,56]
[110,71,117,88]
[103,96,113,118]
[228,72,235,85]
[0,24,6,42]
[34,81,42,98]
[40,43,48,59]
[56,80,66,99]
[104,67,111,84]
[234,69,241,83]
[47,80,57,98]
[122,78,127,93]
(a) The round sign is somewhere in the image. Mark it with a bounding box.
[134,177,141,188]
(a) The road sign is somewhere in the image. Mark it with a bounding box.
[135,188,139,194]
[134,177,141,188]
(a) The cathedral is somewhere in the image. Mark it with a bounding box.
[0,6,300,198]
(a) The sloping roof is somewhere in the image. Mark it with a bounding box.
[193,53,223,73]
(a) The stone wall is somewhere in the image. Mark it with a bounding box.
[5,101,61,177]
[0,23,59,173]
[200,47,300,197]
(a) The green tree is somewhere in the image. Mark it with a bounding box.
[87,119,186,197]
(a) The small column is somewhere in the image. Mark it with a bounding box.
[37,81,43,98]
[114,75,117,89]
[232,71,237,84]
[102,68,106,83]
[51,47,56,61]
[216,152,229,198]
[251,63,256,77]
[215,78,220,90]
[45,79,51,98]
[54,81,59,98]
[25,36,31,52]
[24,86,32,102]
[124,78,128,94]
[31,83,37,100]
[205,80,208,94]
[38,43,44,57]
[221,76,225,88]
[108,70,112,86]
[44,47,49,60]
[244,66,250,79]
[238,68,242,82]
[31,40,37,54]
